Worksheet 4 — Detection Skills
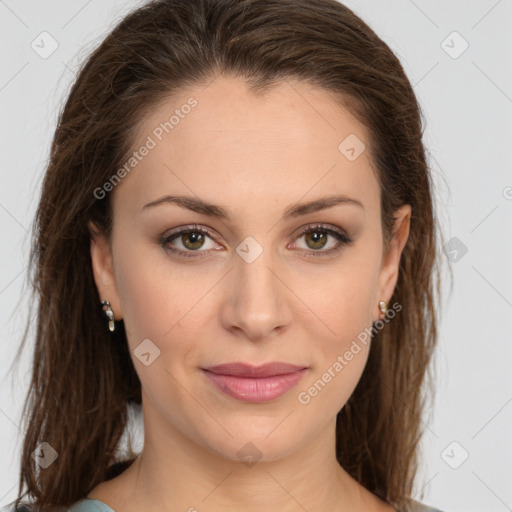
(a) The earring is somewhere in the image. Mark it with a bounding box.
[378,300,388,319]
[101,300,115,332]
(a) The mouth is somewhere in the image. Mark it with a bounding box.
[201,362,308,403]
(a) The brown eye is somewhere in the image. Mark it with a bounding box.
[161,225,218,258]
[179,231,206,250]
[304,230,329,250]
[294,224,353,258]
[160,223,353,260]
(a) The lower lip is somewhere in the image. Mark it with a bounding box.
[202,369,307,403]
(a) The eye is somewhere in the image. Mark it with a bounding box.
[292,223,353,258]
[161,224,219,259]
[160,223,353,259]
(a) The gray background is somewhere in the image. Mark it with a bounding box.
[1,1,511,511]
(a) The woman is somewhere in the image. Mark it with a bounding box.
[6,0,448,511]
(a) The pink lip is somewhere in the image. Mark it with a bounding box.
[202,362,308,403]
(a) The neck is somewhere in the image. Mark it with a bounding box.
[113,412,367,511]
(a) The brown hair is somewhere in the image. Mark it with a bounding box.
[9,0,449,510]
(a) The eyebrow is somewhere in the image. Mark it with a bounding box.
[142,194,364,221]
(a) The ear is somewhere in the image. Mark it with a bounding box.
[89,221,123,320]
[374,204,411,321]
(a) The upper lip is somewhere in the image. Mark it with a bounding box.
[203,362,307,378]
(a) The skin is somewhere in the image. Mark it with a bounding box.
[88,75,410,512]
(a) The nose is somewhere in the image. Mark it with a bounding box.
[220,246,292,342]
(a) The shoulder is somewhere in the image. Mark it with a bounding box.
[67,499,114,512]
[407,499,445,512]
[0,498,114,512]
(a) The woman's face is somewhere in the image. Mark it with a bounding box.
[90,75,410,463]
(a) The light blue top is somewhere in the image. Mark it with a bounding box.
[0,497,445,511]
[68,499,115,512]
[67,497,445,512]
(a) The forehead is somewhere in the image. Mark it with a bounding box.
[113,75,379,219]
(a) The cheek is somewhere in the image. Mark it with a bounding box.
[114,245,219,401]
[114,239,204,341]
[296,346,370,425]
[297,289,373,417]
[114,251,203,411]
[307,251,379,344]
[295,249,379,411]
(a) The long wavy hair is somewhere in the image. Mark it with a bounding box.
[8,0,449,510]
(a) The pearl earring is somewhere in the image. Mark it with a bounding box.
[378,300,388,319]
[101,300,115,332]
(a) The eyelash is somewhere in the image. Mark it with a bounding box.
[160,223,353,260]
